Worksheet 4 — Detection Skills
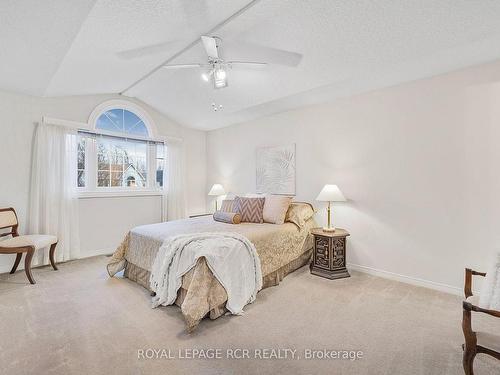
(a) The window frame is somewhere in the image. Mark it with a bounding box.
[88,100,157,139]
[77,100,166,198]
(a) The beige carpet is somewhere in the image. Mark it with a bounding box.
[0,256,498,375]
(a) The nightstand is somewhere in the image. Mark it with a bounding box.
[310,228,350,280]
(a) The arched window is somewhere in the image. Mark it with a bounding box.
[95,108,149,137]
[77,101,166,191]
[88,100,156,138]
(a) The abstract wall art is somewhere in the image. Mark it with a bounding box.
[256,144,296,195]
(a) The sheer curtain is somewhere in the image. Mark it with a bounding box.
[29,121,80,265]
[162,139,186,221]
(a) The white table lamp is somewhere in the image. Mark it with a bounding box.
[208,184,225,211]
[316,184,346,232]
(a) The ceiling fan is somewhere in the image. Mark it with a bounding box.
[162,36,270,89]
[118,36,303,90]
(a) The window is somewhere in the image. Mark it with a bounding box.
[96,135,148,188]
[77,103,166,194]
[77,136,86,188]
[156,141,166,188]
[96,108,149,137]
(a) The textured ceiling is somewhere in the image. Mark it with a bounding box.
[0,0,97,95]
[3,0,500,129]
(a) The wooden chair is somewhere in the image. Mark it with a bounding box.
[462,268,500,374]
[0,207,58,284]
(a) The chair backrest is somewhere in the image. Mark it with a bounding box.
[0,207,19,237]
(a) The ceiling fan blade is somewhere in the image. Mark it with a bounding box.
[226,61,267,67]
[225,41,302,67]
[201,36,219,60]
[162,63,206,69]
[116,40,178,60]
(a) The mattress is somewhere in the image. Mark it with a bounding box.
[108,211,316,331]
[126,215,314,276]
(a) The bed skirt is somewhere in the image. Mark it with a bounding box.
[124,247,313,320]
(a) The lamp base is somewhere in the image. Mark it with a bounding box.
[322,226,336,233]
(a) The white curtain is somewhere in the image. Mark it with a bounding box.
[29,121,80,265]
[163,139,186,221]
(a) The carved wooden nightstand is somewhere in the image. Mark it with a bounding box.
[310,228,350,280]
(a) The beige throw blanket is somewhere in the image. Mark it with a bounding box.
[150,232,262,314]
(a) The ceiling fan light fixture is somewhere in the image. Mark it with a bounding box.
[213,68,227,89]
[215,68,226,80]
[211,101,223,112]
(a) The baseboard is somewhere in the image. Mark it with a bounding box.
[347,263,464,296]
[81,248,115,258]
[0,252,471,297]
[0,248,114,275]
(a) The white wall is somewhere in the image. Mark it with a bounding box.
[3,59,500,293]
[79,195,162,256]
[207,59,500,293]
[0,91,206,273]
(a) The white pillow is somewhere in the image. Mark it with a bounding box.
[245,193,266,198]
[224,192,236,200]
[263,195,292,224]
[479,252,500,310]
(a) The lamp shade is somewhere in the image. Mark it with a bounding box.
[208,184,225,196]
[316,184,346,202]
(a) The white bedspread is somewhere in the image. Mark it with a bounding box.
[150,232,263,315]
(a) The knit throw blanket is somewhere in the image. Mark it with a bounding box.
[150,232,263,315]
[479,252,500,310]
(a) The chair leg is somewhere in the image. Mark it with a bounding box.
[49,242,58,271]
[10,253,22,274]
[463,346,476,375]
[24,249,35,285]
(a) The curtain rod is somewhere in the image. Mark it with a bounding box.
[41,116,183,143]
[77,129,167,144]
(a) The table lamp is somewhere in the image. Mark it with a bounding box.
[208,184,225,211]
[316,184,346,232]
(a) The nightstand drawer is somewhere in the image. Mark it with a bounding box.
[332,237,346,269]
[313,236,330,269]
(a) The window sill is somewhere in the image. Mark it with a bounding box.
[78,190,164,199]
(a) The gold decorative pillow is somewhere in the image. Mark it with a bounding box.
[233,196,265,223]
[285,202,315,228]
[263,195,293,224]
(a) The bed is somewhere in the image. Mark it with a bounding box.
[107,202,316,332]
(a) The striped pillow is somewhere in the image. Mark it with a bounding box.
[220,199,235,213]
[233,196,265,223]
